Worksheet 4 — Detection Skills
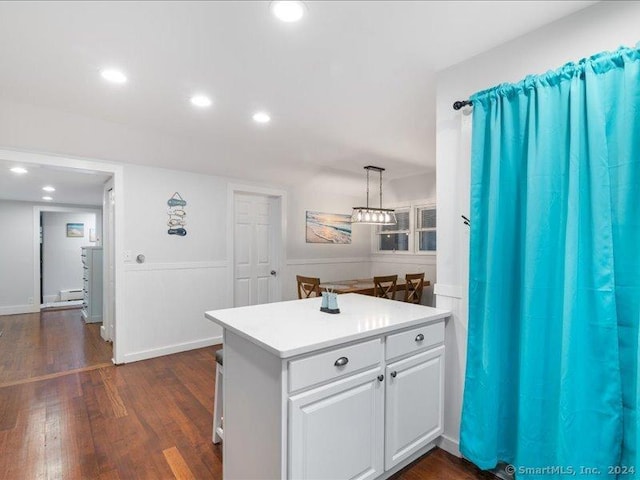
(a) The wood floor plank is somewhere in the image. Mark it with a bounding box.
[163,446,197,480]
[98,368,128,418]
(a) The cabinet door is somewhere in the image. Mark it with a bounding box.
[385,346,444,470]
[289,368,384,480]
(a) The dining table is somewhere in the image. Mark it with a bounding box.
[319,277,410,296]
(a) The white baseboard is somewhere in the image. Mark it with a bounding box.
[119,335,223,364]
[436,434,461,457]
[0,304,40,316]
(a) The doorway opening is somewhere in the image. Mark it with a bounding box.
[0,148,124,364]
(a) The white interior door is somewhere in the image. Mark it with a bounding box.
[102,182,115,341]
[233,193,280,307]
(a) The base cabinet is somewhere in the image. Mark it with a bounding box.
[218,315,447,480]
[385,346,445,469]
[289,368,385,480]
[288,326,445,480]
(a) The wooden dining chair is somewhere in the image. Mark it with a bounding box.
[373,275,398,300]
[296,275,321,299]
[404,273,426,304]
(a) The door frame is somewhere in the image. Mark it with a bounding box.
[102,178,115,342]
[227,184,287,307]
[0,147,125,364]
[35,205,103,304]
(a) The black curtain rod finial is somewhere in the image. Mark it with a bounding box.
[453,100,473,110]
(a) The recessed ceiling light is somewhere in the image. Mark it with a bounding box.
[252,111,271,124]
[42,196,53,201]
[42,186,56,192]
[271,1,305,22]
[190,94,212,108]
[100,68,127,84]
[10,167,28,174]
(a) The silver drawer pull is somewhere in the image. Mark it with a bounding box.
[334,357,349,367]
[390,371,397,378]
[415,333,424,342]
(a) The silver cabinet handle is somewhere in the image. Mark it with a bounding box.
[334,357,349,367]
[270,270,277,276]
[390,371,397,378]
[415,333,424,342]
[377,374,384,382]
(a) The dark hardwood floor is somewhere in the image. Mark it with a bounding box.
[0,307,112,387]
[0,309,490,479]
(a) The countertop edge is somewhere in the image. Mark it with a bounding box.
[205,310,451,359]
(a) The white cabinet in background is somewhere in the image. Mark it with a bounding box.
[81,246,103,323]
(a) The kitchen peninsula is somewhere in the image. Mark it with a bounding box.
[205,293,450,480]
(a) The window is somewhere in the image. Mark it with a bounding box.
[373,203,436,254]
[377,208,410,251]
[416,206,436,252]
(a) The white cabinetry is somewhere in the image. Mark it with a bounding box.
[289,368,385,480]
[385,346,444,469]
[289,324,444,480]
[81,246,103,323]
[205,294,450,480]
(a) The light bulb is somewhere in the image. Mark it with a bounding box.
[100,68,127,84]
[364,212,371,222]
[384,213,390,223]
[271,1,305,22]
[357,211,362,221]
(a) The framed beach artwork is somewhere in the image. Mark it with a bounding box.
[306,211,352,244]
[66,223,84,238]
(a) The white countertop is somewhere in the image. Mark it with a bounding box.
[205,294,451,358]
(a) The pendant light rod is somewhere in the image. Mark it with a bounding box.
[379,168,383,209]
[366,167,370,209]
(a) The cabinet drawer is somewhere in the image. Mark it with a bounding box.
[386,321,444,360]
[289,339,382,392]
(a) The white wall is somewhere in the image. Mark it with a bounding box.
[118,163,379,361]
[42,211,100,302]
[435,0,640,457]
[119,164,229,362]
[0,200,36,314]
[0,200,101,314]
[283,177,372,301]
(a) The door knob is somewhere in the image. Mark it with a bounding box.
[270,270,277,276]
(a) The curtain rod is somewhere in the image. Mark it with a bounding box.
[453,100,473,110]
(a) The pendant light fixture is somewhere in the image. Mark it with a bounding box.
[351,166,397,225]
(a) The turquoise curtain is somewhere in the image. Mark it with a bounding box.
[461,46,640,479]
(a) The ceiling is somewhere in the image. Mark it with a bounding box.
[0,160,109,206]
[0,1,595,187]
